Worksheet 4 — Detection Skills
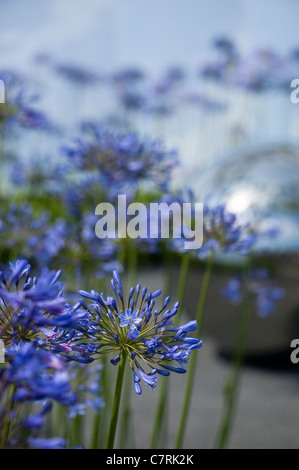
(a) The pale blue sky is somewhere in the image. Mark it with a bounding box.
[1,0,299,74]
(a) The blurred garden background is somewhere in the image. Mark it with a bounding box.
[0,0,299,450]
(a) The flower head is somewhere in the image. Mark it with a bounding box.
[0,260,84,348]
[78,271,201,394]
[222,268,285,318]
[61,123,178,201]
[0,341,76,448]
[199,202,256,258]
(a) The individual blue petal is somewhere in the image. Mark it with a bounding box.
[162,365,187,374]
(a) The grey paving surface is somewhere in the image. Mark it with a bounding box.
[116,266,299,450]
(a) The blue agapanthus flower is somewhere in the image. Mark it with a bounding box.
[0,260,85,348]
[221,268,285,318]
[78,270,202,394]
[67,363,104,419]
[61,123,179,201]
[0,86,52,131]
[0,203,67,267]
[144,191,256,258]
[199,202,257,258]
[0,341,76,448]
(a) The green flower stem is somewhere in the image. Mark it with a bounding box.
[175,251,214,449]
[127,241,138,288]
[91,277,115,449]
[118,367,135,449]
[176,252,191,315]
[0,125,4,195]
[106,351,127,449]
[118,241,138,448]
[150,375,169,448]
[214,293,251,449]
[150,252,191,449]
[91,357,111,449]
[0,384,14,449]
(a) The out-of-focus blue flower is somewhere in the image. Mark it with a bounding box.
[0,341,76,448]
[199,202,257,258]
[146,191,256,258]
[0,203,67,266]
[0,86,52,131]
[27,437,67,449]
[67,363,104,419]
[200,37,295,91]
[53,62,103,86]
[61,123,179,201]
[119,90,148,111]
[221,268,285,318]
[0,203,120,278]
[110,67,146,87]
[78,270,202,394]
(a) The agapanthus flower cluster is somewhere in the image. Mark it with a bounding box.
[0,87,51,132]
[148,191,256,258]
[221,268,285,318]
[53,63,103,86]
[0,203,66,267]
[67,363,104,419]
[200,36,299,91]
[61,123,179,201]
[0,203,120,278]
[9,155,64,196]
[199,202,257,258]
[78,271,202,394]
[111,64,226,118]
[43,210,121,278]
[0,341,76,449]
[0,260,86,448]
[0,259,77,347]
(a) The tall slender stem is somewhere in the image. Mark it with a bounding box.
[0,385,14,449]
[0,124,4,196]
[175,251,214,449]
[150,252,190,449]
[106,352,127,449]
[118,241,138,448]
[150,376,168,449]
[214,289,251,449]
[176,252,191,316]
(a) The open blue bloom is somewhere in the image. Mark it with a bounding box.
[0,260,87,350]
[78,271,202,394]
[118,308,143,328]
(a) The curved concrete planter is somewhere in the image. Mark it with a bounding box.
[170,254,299,358]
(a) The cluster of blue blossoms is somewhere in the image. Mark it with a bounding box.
[0,260,200,447]
[221,268,285,318]
[61,122,179,201]
[78,270,201,394]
